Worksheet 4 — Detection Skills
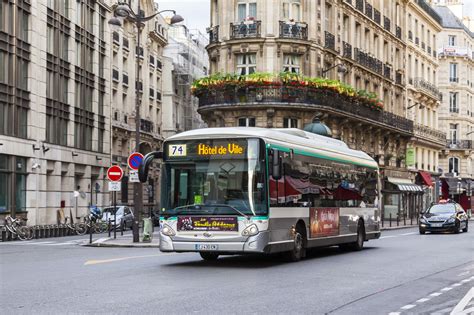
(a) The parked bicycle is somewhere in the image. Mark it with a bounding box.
[84,215,108,234]
[64,217,87,235]
[4,216,34,241]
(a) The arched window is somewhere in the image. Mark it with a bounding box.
[448,157,460,174]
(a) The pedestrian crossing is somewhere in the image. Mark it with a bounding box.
[0,239,85,246]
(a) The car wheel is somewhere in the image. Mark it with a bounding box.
[199,252,219,261]
[419,228,426,234]
[462,221,468,233]
[454,221,460,234]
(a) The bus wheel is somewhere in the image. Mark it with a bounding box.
[286,228,305,262]
[351,220,365,251]
[199,252,219,261]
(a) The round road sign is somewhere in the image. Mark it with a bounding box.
[128,152,144,170]
[107,165,123,182]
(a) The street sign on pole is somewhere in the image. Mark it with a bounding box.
[107,165,123,182]
[128,152,144,171]
[129,170,140,183]
[108,182,121,191]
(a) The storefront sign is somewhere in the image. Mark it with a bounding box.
[177,217,238,232]
[310,208,339,238]
[406,148,415,167]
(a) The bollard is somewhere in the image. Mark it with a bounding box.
[389,213,392,227]
[1,228,6,242]
[108,219,111,237]
[121,218,124,236]
[44,226,49,238]
[58,225,63,237]
[34,226,39,239]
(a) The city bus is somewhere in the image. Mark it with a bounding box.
[139,127,381,261]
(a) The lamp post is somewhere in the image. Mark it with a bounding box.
[109,2,183,242]
[321,63,348,77]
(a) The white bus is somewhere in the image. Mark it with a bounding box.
[140,127,381,261]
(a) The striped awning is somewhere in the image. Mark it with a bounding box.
[386,177,423,192]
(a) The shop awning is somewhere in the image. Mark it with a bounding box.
[386,177,423,192]
[418,171,433,187]
[443,177,465,194]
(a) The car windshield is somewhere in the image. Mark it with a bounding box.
[103,207,123,215]
[427,204,456,215]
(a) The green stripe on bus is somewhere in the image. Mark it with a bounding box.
[269,144,377,169]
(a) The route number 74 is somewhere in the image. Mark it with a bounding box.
[169,144,187,157]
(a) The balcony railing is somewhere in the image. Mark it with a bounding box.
[343,41,352,59]
[140,119,154,133]
[446,140,473,150]
[449,77,459,83]
[324,31,335,51]
[279,21,308,40]
[197,86,414,133]
[414,124,446,145]
[354,48,383,74]
[208,25,219,44]
[230,20,261,39]
[396,26,402,40]
[414,78,442,100]
[384,16,391,32]
[415,0,443,25]
[374,9,381,24]
[356,0,364,11]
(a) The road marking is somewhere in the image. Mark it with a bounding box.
[430,292,443,297]
[84,254,162,265]
[453,283,463,287]
[441,287,453,292]
[450,287,474,315]
[416,298,430,303]
[401,232,416,235]
[458,271,470,277]
[461,279,471,283]
[388,312,401,315]
[401,304,416,310]
[48,242,77,246]
[380,236,397,239]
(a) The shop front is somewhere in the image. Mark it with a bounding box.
[0,154,28,221]
[382,177,424,225]
[441,177,473,215]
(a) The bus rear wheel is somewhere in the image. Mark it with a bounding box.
[199,252,219,261]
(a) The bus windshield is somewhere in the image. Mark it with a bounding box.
[161,138,268,217]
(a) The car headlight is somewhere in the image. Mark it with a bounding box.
[420,217,427,223]
[161,224,176,236]
[446,217,455,224]
[242,224,259,236]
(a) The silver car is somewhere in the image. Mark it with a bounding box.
[101,206,134,230]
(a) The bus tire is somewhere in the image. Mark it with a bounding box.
[286,225,306,262]
[350,220,365,251]
[199,252,219,261]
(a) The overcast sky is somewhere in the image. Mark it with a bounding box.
[155,0,473,35]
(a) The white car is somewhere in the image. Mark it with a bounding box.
[101,206,134,230]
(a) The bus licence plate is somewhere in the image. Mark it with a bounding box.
[195,244,219,250]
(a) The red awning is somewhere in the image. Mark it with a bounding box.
[419,171,433,187]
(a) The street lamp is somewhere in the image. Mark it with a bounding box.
[109,2,183,243]
[407,102,425,110]
[321,63,348,77]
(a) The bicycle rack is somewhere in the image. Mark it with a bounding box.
[34,226,40,239]
[1,226,6,242]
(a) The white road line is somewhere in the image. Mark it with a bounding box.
[461,279,471,283]
[416,298,430,303]
[401,305,416,310]
[430,292,443,297]
[453,283,463,287]
[47,242,77,246]
[401,232,417,235]
[22,241,55,245]
[441,287,453,292]
[388,312,401,315]
[380,236,397,239]
[450,287,474,315]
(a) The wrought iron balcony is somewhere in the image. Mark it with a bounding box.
[414,78,442,100]
[343,41,352,59]
[208,25,219,44]
[446,140,473,150]
[140,119,154,133]
[415,0,442,25]
[230,20,261,39]
[396,26,402,40]
[414,124,446,145]
[354,48,383,75]
[356,0,364,12]
[325,31,335,51]
[374,9,381,24]
[365,3,373,19]
[197,86,414,133]
[384,16,391,32]
[279,21,308,40]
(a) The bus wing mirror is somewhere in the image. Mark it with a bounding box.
[272,149,282,180]
[138,151,163,183]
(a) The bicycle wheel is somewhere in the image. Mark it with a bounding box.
[19,226,34,240]
[75,223,87,235]
[95,222,107,234]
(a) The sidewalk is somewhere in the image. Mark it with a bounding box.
[83,231,160,248]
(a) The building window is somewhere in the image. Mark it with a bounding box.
[449,63,458,82]
[0,155,27,215]
[448,35,456,46]
[283,54,300,73]
[283,118,298,128]
[238,117,256,127]
[448,157,459,174]
[236,53,256,75]
[282,0,301,20]
[237,2,257,21]
[449,124,458,144]
[449,92,458,113]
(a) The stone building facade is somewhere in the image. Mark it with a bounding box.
[434,4,473,210]
[201,0,447,219]
[108,0,168,211]
[0,0,111,225]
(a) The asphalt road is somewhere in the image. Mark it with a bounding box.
[0,227,473,315]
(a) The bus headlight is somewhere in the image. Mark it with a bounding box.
[161,224,176,236]
[242,224,259,236]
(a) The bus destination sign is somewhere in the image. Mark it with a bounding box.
[167,140,247,160]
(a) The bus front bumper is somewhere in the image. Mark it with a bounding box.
[159,231,270,253]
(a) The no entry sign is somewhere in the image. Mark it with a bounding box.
[107,165,123,182]
[128,152,144,170]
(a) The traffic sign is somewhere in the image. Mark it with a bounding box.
[128,152,144,170]
[107,165,123,182]
[108,181,121,191]
[129,170,140,183]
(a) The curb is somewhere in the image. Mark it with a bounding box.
[381,225,418,231]
[82,237,160,248]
